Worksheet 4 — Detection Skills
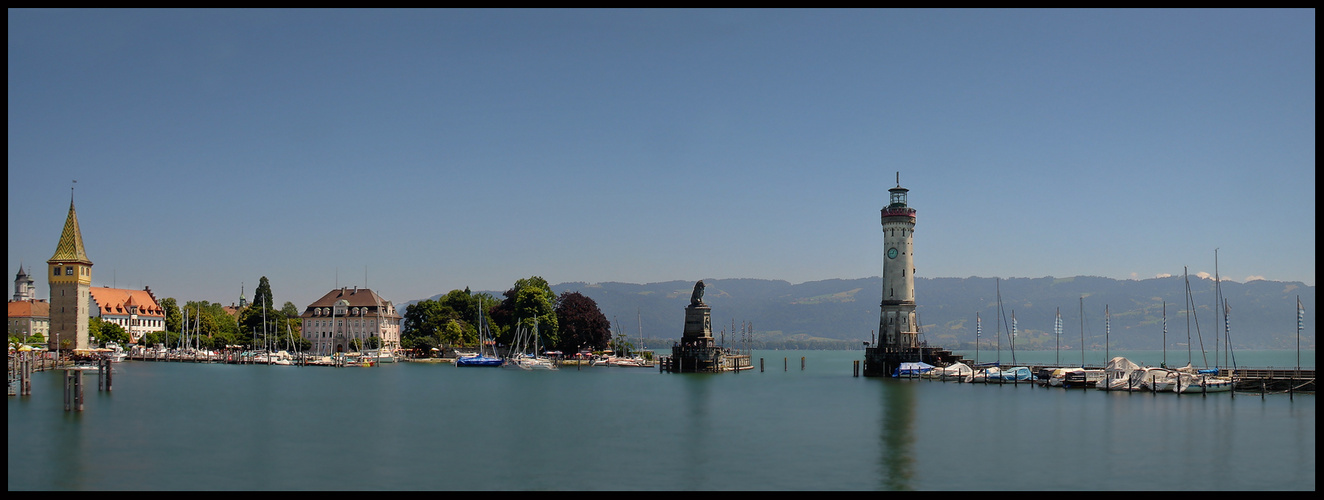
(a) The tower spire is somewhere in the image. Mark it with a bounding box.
[48,188,93,351]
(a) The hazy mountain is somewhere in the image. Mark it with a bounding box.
[407,276,1314,350]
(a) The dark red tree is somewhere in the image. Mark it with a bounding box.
[554,291,611,353]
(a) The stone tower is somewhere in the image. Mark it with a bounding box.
[879,174,918,349]
[47,196,93,352]
[863,174,961,377]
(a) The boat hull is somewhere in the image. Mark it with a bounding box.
[1174,375,1234,393]
[455,356,503,367]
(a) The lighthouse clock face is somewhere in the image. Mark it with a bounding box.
[887,248,898,259]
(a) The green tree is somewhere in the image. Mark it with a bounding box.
[403,299,451,346]
[402,290,490,352]
[440,319,467,349]
[89,317,129,346]
[160,297,182,333]
[495,276,558,349]
[183,301,239,347]
[253,276,274,311]
[281,301,300,320]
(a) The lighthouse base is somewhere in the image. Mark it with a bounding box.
[863,345,965,377]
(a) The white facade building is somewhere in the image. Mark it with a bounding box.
[88,286,166,344]
[300,287,401,355]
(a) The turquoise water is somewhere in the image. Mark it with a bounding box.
[8,350,1314,490]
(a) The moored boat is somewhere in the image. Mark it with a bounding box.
[937,362,972,382]
[987,366,1034,382]
[1062,369,1103,388]
[1097,357,1143,390]
[893,361,935,378]
[970,365,1001,383]
[1173,370,1233,393]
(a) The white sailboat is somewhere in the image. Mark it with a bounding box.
[1097,356,1143,391]
[505,316,557,370]
[1171,265,1233,393]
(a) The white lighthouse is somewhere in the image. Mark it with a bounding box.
[879,173,918,349]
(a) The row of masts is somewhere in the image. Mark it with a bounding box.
[972,251,1247,372]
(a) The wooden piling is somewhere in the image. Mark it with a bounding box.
[64,369,84,412]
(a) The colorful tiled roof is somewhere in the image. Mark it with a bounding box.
[48,200,92,265]
[88,287,163,317]
[8,299,50,318]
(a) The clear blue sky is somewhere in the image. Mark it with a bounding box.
[8,9,1316,311]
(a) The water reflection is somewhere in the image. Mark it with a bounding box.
[55,379,88,490]
[877,379,916,491]
[680,373,713,488]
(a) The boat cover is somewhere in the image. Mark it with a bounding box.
[893,361,936,377]
[939,362,972,379]
[1099,356,1142,390]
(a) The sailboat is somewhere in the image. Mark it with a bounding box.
[455,297,502,367]
[1172,259,1234,393]
[505,316,557,370]
[972,281,1006,383]
[366,292,397,363]
[1058,297,1103,389]
[611,318,649,367]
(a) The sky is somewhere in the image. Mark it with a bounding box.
[8,9,1316,311]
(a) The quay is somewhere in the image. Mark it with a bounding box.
[903,359,1314,394]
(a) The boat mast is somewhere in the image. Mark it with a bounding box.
[1079,296,1085,368]
[1010,310,1017,366]
[1185,266,1210,368]
[1297,296,1303,388]
[1214,249,1221,368]
[1162,300,1167,367]
[1184,267,1192,366]
[1055,308,1061,367]
[995,278,1002,365]
[974,314,985,365]
[1224,298,1236,370]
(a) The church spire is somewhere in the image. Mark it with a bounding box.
[49,196,92,265]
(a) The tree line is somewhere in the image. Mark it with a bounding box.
[83,276,312,351]
[401,276,613,357]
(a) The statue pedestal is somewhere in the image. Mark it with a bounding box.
[681,304,713,347]
[670,304,724,373]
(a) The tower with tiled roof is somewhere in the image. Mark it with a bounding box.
[47,196,93,351]
[13,263,36,301]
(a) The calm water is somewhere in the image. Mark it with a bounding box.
[8,350,1315,491]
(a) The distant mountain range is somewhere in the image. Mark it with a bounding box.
[410,276,1314,351]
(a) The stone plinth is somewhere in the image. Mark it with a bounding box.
[681,304,713,347]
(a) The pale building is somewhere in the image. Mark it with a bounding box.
[13,264,37,301]
[8,264,47,342]
[88,286,166,344]
[300,287,401,355]
[8,299,50,343]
